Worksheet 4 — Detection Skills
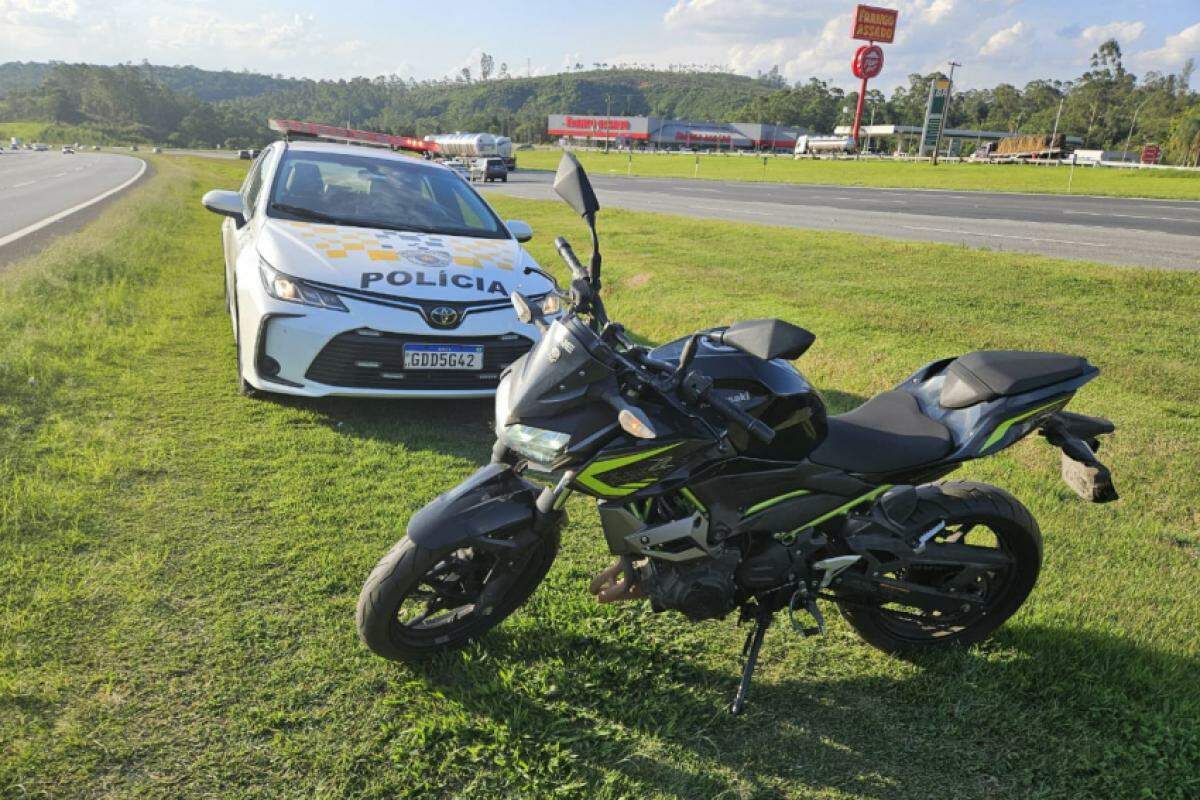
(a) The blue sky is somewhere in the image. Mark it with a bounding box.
[1,0,1196,91]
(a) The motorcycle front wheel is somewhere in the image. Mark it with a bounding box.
[356,530,559,662]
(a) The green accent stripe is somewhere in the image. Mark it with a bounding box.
[679,487,706,513]
[574,442,682,497]
[981,399,1067,451]
[744,489,811,517]
[786,484,892,536]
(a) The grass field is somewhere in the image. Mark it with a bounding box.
[2,155,1198,799]
[518,148,1200,200]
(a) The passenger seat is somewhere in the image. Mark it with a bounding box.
[940,351,1088,408]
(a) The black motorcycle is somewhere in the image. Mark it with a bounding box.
[356,153,1118,713]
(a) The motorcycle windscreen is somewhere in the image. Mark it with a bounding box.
[499,319,615,427]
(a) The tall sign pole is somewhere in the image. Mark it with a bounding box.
[931,60,960,165]
[849,5,898,150]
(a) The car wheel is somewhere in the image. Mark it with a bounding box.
[231,286,262,399]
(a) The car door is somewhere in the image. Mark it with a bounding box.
[222,145,276,309]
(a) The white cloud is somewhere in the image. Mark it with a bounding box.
[1079,20,1146,45]
[979,20,1028,57]
[0,0,78,24]
[1133,22,1200,72]
[664,0,812,36]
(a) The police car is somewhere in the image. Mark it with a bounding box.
[200,123,556,398]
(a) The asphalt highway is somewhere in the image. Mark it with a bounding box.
[0,150,146,258]
[481,171,1200,271]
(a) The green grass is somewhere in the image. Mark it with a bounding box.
[519,148,1200,200]
[2,155,1199,799]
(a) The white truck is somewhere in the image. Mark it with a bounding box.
[425,132,516,170]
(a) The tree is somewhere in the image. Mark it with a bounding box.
[480,53,494,81]
[459,66,471,84]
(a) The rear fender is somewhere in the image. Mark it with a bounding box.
[1039,411,1118,503]
[407,463,562,550]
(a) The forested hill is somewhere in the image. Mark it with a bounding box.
[0,62,303,102]
[1,51,1197,164]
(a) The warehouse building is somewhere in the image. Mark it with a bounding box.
[547,114,806,152]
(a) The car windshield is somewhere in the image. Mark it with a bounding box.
[267,149,509,239]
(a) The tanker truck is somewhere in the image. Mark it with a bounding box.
[425,132,516,170]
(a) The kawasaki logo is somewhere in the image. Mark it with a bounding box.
[360,270,507,296]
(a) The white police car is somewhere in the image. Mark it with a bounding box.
[201,138,556,398]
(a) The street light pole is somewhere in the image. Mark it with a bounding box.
[1122,97,1150,163]
[605,94,612,154]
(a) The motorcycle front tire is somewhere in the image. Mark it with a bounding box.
[356,530,559,663]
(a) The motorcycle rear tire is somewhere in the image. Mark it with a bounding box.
[838,481,1042,653]
[356,531,559,663]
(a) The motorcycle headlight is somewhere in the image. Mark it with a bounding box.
[502,424,571,464]
[260,260,348,312]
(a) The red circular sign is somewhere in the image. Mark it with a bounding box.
[852,45,885,79]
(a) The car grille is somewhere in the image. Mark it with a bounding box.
[305,329,533,390]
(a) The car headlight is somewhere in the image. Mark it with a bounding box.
[259,260,348,312]
[502,424,571,464]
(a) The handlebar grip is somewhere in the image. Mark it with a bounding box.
[705,391,776,445]
[554,236,587,279]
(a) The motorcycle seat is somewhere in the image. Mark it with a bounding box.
[808,390,954,474]
[940,351,1088,409]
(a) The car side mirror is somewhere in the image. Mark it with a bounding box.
[553,152,600,220]
[506,220,533,243]
[202,189,246,226]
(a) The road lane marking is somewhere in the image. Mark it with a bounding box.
[902,225,1108,247]
[0,159,146,249]
[11,180,35,189]
[1061,209,1197,223]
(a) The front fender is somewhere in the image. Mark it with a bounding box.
[408,463,559,550]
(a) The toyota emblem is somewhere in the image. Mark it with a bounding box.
[429,306,460,328]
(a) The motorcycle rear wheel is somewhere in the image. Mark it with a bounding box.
[356,530,559,663]
[838,481,1042,653]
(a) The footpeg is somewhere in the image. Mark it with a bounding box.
[788,589,825,637]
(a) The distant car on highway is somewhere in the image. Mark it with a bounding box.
[61,146,75,154]
[152,146,162,154]
[32,143,48,152]
[199,138,552,398]
[471,157,508,183]
[238,149,253,160]
[130,145,139,152]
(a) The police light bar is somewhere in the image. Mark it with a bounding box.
[268,119,437,154]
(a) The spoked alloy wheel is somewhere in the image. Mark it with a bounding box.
[839,481,1042,653]
[391,547,500,640]
[356,531,559,662]
[871,520,1013,642]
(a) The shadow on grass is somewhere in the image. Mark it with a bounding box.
[270,394,496,461]
[397,621,1199,799]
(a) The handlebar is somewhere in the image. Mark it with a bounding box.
[554,236,588,281]
[680,371,775,445]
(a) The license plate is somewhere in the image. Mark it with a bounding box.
[403,343,484,370]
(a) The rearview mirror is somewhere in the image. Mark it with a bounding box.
[715,319,816,362]
[506,220,533,243]
[201,189,246,226]
[553,152,600,220]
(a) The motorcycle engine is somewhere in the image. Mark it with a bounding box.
[638,547,741,622]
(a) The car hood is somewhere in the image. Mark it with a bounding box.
[257,218,551,302]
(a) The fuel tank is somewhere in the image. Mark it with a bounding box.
[651,335,828,460]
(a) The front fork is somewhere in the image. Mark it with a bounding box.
[491,441,576,521]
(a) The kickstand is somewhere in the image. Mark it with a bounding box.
[730,606,772,716]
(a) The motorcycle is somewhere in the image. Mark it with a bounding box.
[356,152,1118,713]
